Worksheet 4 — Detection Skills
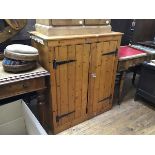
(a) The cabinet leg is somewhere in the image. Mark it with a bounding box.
[118,71,126,104]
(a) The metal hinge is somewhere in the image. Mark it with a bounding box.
[98,95,112,103]
[102,49,118,56]
[56,111,75,122]
[53,59,76,69]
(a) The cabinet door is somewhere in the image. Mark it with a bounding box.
[88,41,118,115]
[50,44,90,127]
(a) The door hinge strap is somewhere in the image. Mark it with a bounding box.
[102,49,117,56]
[53,59,76,69]
[56,111,75,122]
[98,95,112,103]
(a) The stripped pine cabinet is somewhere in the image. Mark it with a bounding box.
[30,31,123,134]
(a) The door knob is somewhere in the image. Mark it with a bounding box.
[90,73,96,78]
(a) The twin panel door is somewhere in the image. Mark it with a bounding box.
[51,40,118,127]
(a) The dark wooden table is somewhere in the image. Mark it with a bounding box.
[0,61,50,129]
[117,46,155,104]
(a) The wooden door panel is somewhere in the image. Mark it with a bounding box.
[88,41,118,114]
[91,42,103,113]
[99,54,115,100]
[100,53,116,111]
[53,44,90,126]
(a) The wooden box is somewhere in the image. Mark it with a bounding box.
[36,19,111,26]
[85,19,111,25]
[30,31,123,134]
[35,19,112,36]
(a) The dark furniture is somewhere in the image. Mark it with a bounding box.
[117,46,148,104]
[135,62,155,105]
[0,61,50,130]
[111,19,155,46]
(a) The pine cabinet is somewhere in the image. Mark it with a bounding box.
[30,31,122,134]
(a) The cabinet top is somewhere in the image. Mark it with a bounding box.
[29,31,123,41]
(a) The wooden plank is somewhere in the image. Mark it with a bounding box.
[100,56,109,110]
[81,44,90,115]
[75,44,83,119]
[101,41,110,54]
[109,40,118,52]
[104,56,115,98]
[48,47,58,129]
[97,41,116,111]
[98,35,121,42]
[92,42,102,113]
[87,43,97,115]
[104,40,119,107]
[58,46,69,124]
[101,42,116,111]
[109,41,120,104]
[30,31,123,41]
[54,47,62,126]
[59,39,86,46]
[48,39,85,47]
[67,45,76,121]
[98,42,110,101]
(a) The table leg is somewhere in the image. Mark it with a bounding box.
[118,71,126,104]
[37,89,47,128]
[132,71,136,86]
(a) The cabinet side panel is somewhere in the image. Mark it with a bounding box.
[32,41,50,71]
[109,36,122,104]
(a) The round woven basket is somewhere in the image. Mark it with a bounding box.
[4,50,39,61]
[2,61,37,73]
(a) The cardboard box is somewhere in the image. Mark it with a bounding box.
[0,99,47,135]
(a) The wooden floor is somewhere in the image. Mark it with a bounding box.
[58,73,155,135]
